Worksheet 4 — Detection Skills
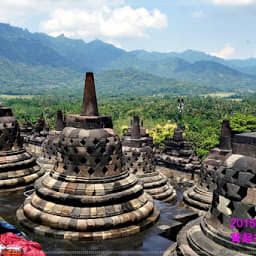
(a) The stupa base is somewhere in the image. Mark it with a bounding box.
[0,170,44,195]
[0,150,44,194]
[37,158,55,173]
[0,183,34,195]
[136,171,177,204]
[17,204,160,241]
[183,185,212,214]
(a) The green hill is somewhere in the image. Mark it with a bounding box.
[0,22,256,96]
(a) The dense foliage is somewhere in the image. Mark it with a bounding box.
[2,93,256,161]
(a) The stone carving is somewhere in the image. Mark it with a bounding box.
[122,116,177,203]
[183,120,232,214]
[0,105,44,194]
[37,110,65,173]
[17,72,160,240]
[164,132,256,256]
[156,125,200,173]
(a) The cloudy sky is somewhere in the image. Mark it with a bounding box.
[0,0,256,59]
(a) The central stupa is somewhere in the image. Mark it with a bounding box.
[17,72,159,240]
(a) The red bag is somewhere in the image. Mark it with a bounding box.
[0,233,46,256]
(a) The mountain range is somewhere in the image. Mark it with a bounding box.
[0,22,255,96]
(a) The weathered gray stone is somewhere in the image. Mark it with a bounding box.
[165,132,256,256]
[24,115,49,158]
[0,105,44,194]
[156,127,200,173]
[122,116,177,203]
[183,120,232,214]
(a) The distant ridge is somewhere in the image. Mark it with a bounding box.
[0,22,256,96]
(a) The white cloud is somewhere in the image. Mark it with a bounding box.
[192,10,205,18]
[211,0,256,5]
[0,0,167,43]
[209,44,235,59]
[40,6,167,40]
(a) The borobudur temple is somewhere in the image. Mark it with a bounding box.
[0,105,44,194]
[17,72,160,241]
[122,116,177,203]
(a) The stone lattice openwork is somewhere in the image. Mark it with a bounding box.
[156,126,200,173]
[183,120,232,214]
[24,114,49,158]
[164,132,256,256]
[17,72,160,240]
[122,116,177,203]
[0,106,44,194]
[37,110,65,173]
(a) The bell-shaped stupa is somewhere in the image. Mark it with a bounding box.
[37,110,65,173]
[17,72,159,240]
[122,116,177,203]
[164,131,256,256]
[156,125,200,173]
[183,120,232,214]
[0,106,44,194]
[24,114,49,158]
[123,118,153,148]
[20,118,33,141]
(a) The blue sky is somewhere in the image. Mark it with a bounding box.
[1,0,256,59]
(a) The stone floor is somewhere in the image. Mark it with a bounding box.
[0,188,193,256]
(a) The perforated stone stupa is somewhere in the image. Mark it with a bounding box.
[156,126,200,173]
[183,120,232,214]
[122,116,177,203]
[20,119,32,141]
[0,106,44,194]
[123,118,153,148]
[37,110,65,173]
[164,131,256,256]
[24,114,49,158]
[17,72,160,240]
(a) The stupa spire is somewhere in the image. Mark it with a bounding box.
[219,119,232,150]
[55,109,65,131]
[131,116,141,139]
[81,72,99,116]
